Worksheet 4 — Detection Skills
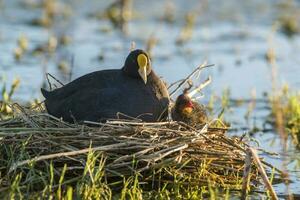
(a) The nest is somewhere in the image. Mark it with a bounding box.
[0,105,279,194]
[0,65,281,197]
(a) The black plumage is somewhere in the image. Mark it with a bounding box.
[41,49,170,122]
[172,93,208,126]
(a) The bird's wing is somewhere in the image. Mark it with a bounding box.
[46,87,125,122]
[41,70,119,100]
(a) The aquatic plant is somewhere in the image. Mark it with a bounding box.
[14,34,29,61]
[29,0,72,27]
[176,12,196,45]
[0,77,20,118]
[32,36,58,55]
[162,0,176,23]
[105,0,132,34]
[276,1,300,37]
[270,85,300,146]
[278,16,299,37]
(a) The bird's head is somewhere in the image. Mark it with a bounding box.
[123,49,152,84]
[175,93,194,116]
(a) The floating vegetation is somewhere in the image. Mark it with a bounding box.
[265,47,276,64]
[57,60,70,76]
[33,36,58,55]
[13,47,23,61]
[145,34,158,60]
[161,0,176,23]
[176,12,196,45]
[278,16,300,37]
[17,34,29,51]
[59,34,72,46]
[105,0,132,34]
[276,1,300,37]
[28,0,72,27]
[13,34,29,61]
[0,105,280,198]
[30,0,56,27]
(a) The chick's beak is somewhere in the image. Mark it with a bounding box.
[137,54,148,84]
[182,107,193,115]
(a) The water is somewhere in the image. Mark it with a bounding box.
[1,0,300,196]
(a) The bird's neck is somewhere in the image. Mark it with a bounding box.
[121,65,138,78]
[146,71,158,82]
[122,66,155,80]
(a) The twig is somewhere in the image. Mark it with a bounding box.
[107,120,176,126]
[249,148,278,200]
[169,63,214,97]
[241,148,252,200]
[187,76,212,98]
[183,80,193,94]
[69,54,75,82]
[46,73,64,87]
[46,73,52,91]
[9,143,130,172]
[168,79,185,90]
[141,143,188,162]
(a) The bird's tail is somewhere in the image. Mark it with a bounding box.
[41,88,50,98]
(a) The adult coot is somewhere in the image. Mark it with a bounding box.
[41,49,170,122]
[172,92,208,126]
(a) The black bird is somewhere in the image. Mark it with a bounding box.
[41,49,170,122]
[172,92,208,126]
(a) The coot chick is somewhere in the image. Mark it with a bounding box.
[41,49,169,122]
[172,92,208,126]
